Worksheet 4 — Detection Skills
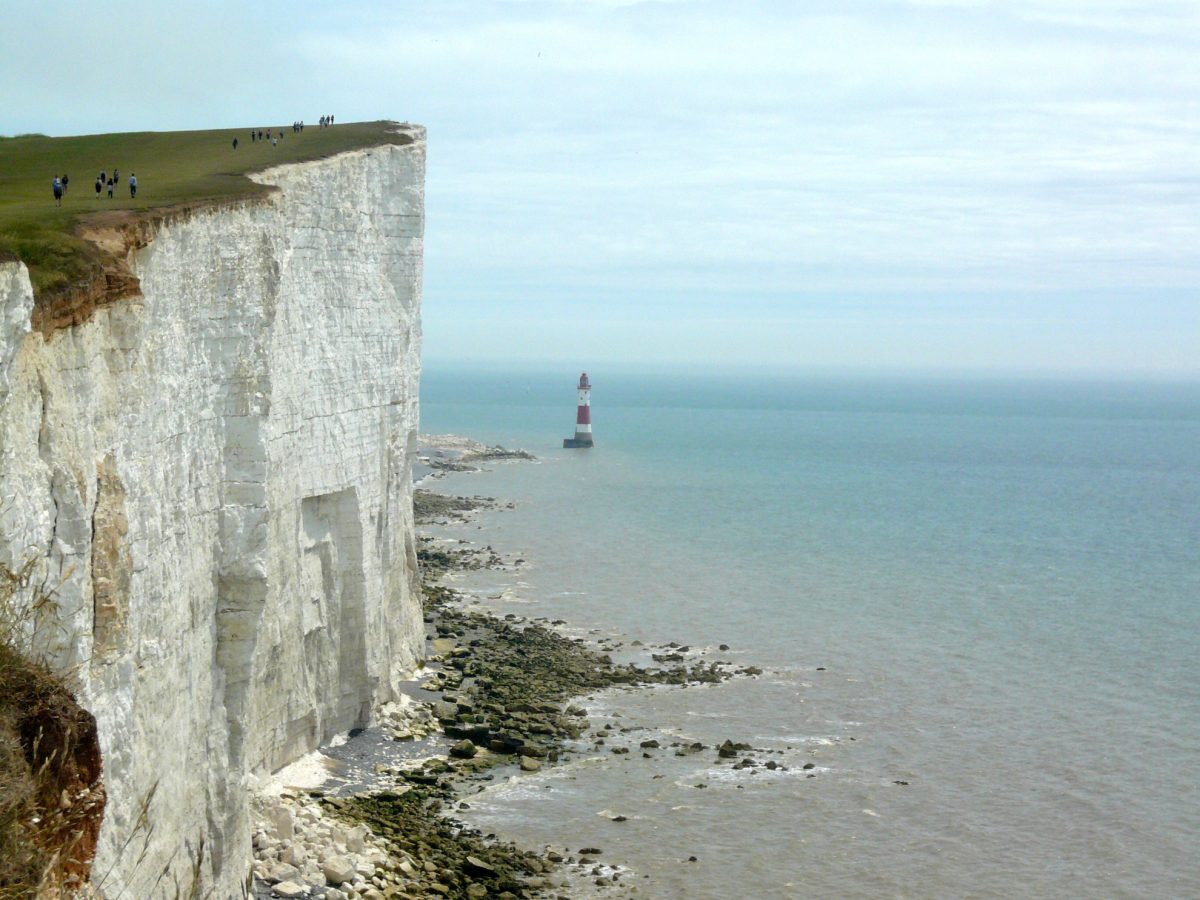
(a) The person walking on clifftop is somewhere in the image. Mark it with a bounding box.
[52,176,63,207]
[128,173,137,199]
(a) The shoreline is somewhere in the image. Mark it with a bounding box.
[250,436,763,899]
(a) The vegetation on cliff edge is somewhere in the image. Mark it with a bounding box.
[0,121,413,298]
[0,558,105,898]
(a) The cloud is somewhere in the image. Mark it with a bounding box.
[3,0,1197,371]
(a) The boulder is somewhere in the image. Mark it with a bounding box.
[322,855,357,885]
[355,858,377,877]
[489,733,524,754]
[519,756,541,772]
[432,701,459,721]
[449,723,491,743]
[465,855,497,876]
[268,804,295,841]
[346,824,368,853]
[401,771,440,785]
[267,862,303,884]
[271,883,307,899]
[450,739,478,759]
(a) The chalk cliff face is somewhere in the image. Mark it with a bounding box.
[0,129,425,898]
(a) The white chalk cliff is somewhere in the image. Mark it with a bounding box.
[0,127,426,898]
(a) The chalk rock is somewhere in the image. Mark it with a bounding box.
[269,804,295,841]
[0,126,428,900]
[280,843,307,867]
[355,859,377,878]
[323,855,357,885]
[346,824,368,854]
[267,862,302,884]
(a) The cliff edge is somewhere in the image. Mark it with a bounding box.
[0,125,426,897]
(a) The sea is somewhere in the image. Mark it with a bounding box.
[417,368,1200,899]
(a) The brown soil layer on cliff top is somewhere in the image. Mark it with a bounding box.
[0,121,419,335]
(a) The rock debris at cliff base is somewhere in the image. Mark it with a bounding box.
[413,491,500,526]
[415,436,536,483]
[247,472,765,899]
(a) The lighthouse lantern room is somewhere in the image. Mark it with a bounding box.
[563,372,594,448]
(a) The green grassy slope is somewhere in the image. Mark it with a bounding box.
[0,121,411,296]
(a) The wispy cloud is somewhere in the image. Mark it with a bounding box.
[3,0,1197,371]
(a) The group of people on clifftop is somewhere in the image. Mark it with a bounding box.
[244,119,308,149]
[51,169,136,205]
[51,113,346,204]
[238,115,336,151]
[93,169,136,200]
[248,127,287,147]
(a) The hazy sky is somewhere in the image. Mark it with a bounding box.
[3,0,1198,375]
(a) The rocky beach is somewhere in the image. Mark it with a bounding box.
[249,438,765,899]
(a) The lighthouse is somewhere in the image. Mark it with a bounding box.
[563,372,594,448]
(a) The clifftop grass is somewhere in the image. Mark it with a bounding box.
[0,121,413,298]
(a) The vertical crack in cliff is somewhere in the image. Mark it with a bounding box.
[212,320,274,882]
[90,456,131,662]
[213,418,269,884]
[35,373,61,605]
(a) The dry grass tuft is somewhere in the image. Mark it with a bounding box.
[0,557,105,898]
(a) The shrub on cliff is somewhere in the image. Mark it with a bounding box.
[0,718,40,895]
[0,558,105,898]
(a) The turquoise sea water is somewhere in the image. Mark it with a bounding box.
[419,369,1200,898]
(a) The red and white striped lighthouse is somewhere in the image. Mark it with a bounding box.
[563,372,594,448]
